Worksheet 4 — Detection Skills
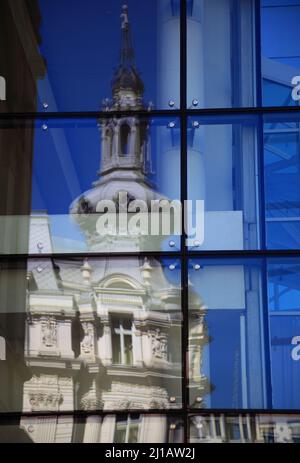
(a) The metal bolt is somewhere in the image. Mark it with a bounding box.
[194,240,201,247]
[169,240,176,248]
[196,396,203,403]
[37,266,43,273]
[193,121,200,129]
[169,100,175,108]
[37,242,44,251]
[169,264,176,271]
[43,102,49,110]
[170,424,177,430]
[194,264,201,271]
[192,99,199,107]
[42,124,48,131]
[168,121,176,129]
[169,396,176,403]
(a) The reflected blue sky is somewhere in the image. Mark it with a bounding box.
[261,1,300,106]
[37,0,159,111]
[262,1,300,68]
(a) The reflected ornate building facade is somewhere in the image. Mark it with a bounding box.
[19,7,206,443]
[1,0,298,445]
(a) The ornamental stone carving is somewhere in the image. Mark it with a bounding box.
[41,317,57,348]
[150,329,168,361]
[29,392,63,412]
[80,387,102,411]
[81,322,95,355]
[102,383,170,410]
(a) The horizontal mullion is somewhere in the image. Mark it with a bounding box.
[0,106,299,120]
[1,408,300,421]
[0,249,300,261]
[0,409,186,420]
[188,408,300,415]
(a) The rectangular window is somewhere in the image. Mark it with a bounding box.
[114,415,141,444]
[112,316,134,366]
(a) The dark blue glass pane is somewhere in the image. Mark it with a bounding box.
[270,315,300,409]
[188,0,257,109]
[0,0,180,112]
[32,117,181,253]
[268,260,300,312]
[268,258,300,409]
[264,114,300,250]
[189,258,266,409]
[0,116,181,254]
[261,2,300,107]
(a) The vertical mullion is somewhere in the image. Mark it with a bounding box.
[255,0,263,108]
[256,111,273,407]
[261,256,273,410]
[180,0,188,444]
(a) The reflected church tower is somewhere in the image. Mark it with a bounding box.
[21,6,208,443]
[70,5,166,253]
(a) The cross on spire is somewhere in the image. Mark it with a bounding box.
[111,5,144,98]
[120,5,135,66]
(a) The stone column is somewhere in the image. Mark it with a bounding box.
[100,415,116,443]
[139,415,167,443]
[83,415,102,443]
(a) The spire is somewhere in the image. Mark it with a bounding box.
[120,5,134,66]
[112,5,144,100]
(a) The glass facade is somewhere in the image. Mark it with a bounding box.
[0,0,300,444]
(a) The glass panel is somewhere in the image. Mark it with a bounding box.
[189,414,300,443]
[0,0,180,112]
[0,116,181,254]
[268,258,300,409]
[188,115,260,250]
[0,414,184,443]
[261,1,300,107]
[187,0,257,109]
[188,258,266,409]
[0,257,182,413]
[264,113,300,249]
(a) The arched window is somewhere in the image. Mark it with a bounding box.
[120,123,131,156]
[106,129,113,158]
[0,336,6,361]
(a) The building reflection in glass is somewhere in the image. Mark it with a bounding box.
[0,5,183,444]
[23,256,182,416]
[189,414,300,444]
[0,414,183,443]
